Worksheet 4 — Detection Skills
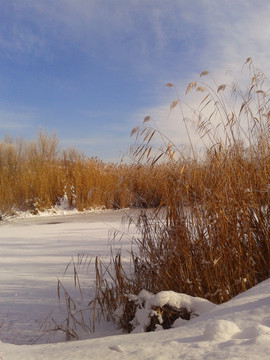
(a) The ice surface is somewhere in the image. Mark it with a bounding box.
[1,210,270,359]
[0,209,134,344]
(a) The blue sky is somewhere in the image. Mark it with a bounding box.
[0,0,270,162]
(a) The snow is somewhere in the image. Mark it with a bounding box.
[127,290,217,333]
[1,210,270,359]
[0,209,133,345]
[144,290,216,313]
[203,320,241,341]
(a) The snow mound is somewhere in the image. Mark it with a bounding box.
[147,290,216,314]
[109,344,126,353]
[203,319,240,341]
[235,324,270,340]
[203,321,270,347]
[127,289,217,333]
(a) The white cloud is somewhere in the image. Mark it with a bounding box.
[1,0,269,159]
[126,0,270,156]
[2,0,270,73]
[0,1,204,70]
[199,1,270,74]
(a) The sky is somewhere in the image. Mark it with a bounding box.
[0,0,270,162]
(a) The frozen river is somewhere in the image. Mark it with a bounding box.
[1,210,270,360]
[0,209,136,344]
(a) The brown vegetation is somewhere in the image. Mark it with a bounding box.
[3,59,269,338]
[0,132,165,217]
[81,58,270,335]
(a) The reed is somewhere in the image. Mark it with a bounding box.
[0,132,158,217]
[3,59,269,338]
[0,135,179,218]
[76,59,270,335]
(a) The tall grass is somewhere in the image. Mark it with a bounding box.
[0,132,165,217]
[3,59,269,338]
[73,59,270,335]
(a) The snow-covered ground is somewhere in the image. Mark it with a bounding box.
[0,209,134,345]
[1,210,270,359]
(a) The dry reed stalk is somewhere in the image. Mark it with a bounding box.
[74,59,270,334]
[3,60,269,338]
[0,132,166,216]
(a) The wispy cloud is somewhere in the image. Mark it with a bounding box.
[61,133,131,162]
[0,1,206,71]
[2,1,269,72]
[194,1,270,74]
[127,0,270,152]
[0,108,37,131]
[1,1,269,160]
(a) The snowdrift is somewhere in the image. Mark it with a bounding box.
[1,278,270,360]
